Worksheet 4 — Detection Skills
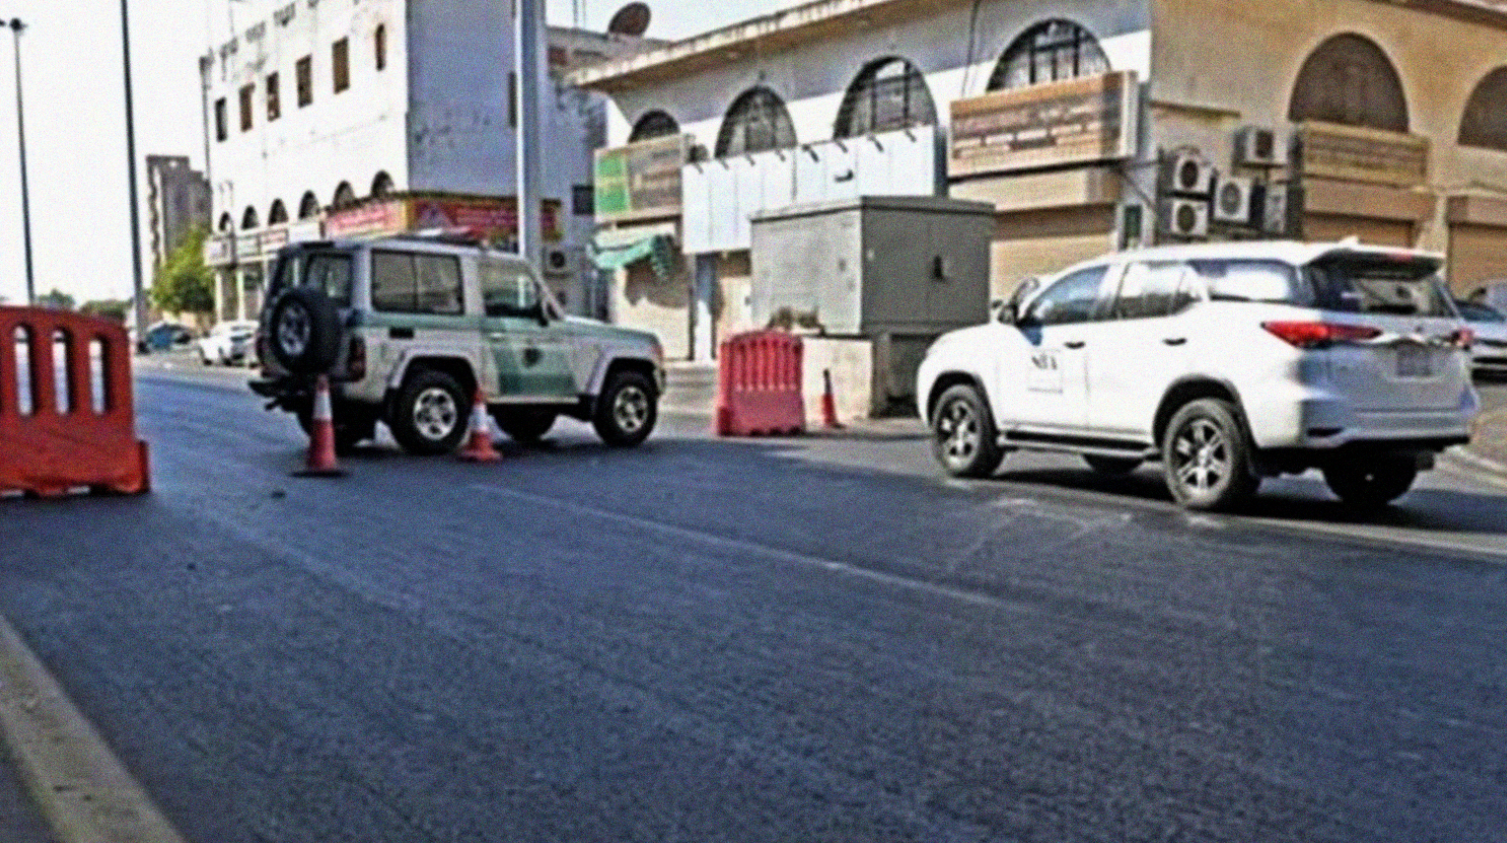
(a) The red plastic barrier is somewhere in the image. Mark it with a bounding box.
[0,307,150,497]
[715,330,805,436]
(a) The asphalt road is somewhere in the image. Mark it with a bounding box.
[1,365,1505,842]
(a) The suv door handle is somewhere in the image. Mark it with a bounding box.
[389,327,414,340]
[1064,340,1086,349]
[1162,337,1187,346]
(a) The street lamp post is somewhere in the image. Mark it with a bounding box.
[6,17,35,307]
[119,0,147,336]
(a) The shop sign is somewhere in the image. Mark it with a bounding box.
[286,219,323,243]
[258,227,290,254]
[203,234,234,265]
[949,71,1138,179]
[1295,121,1428,187]
[595,134,687,222]
[409,197,563,242]
[324,199,409,238]
[235,233,261,259]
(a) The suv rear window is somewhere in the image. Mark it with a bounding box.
[1192,260,1307,305]
[268,251,353,307]
[1307,256,1452,317]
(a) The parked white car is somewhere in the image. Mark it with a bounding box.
[1454,298,1507,378]
[918,240,1478,511]
[197,320,257,365]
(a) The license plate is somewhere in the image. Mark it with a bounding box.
[1396,345,1432,378]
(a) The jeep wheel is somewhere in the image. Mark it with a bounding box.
[1161,398,1259,511]
[494,408,557,444]
[268,286,342,374]
[391,369,469,455]
[931,384,1004,478]
[593,370,657,447]
[1323,460,1417,509]
[1083,455,1141,475]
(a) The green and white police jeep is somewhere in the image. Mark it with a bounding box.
[250,235,665,454]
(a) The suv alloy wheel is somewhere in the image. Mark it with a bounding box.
[593,370,658,447]
[1161,398,1259,511]
[390,369,470,455]
[931,384,1004,478]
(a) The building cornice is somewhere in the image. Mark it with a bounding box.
[567,0,1507,93]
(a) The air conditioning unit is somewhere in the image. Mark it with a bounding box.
[1165,150,1215,197]
[543,246,578,276]
[1211,175,1257,226]
[1234,126,1284,169]
[1163,197,1210,239]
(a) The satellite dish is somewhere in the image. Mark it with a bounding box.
[608,2,650,36]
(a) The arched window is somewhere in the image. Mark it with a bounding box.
[332,181,357,210]
[629,110,680,142]
[988,19,1110,91]
[1461,67,1507,151]
[268,199,288,225]
[1289,34,1408,133]
[715,87,797,157]
[218,212,234,232]
[374,24,387,71]
[371,171,394,198]
[241,206,259,230]
[298,191,321,219]
[834,56,936,138]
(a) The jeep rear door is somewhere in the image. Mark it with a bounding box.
[478,258,578,401]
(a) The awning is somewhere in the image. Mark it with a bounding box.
[589,228,677,279]
[591,235,658,270]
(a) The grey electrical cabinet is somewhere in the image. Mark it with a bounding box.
[749,196,994,336]
[749,196,994,413]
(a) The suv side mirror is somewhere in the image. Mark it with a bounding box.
[1004,277,1040,325]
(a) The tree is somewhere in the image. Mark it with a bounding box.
[80,299,131,324]
[151,226,215,317]
[36,288,75,310]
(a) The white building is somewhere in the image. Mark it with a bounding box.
[202,0,655,322]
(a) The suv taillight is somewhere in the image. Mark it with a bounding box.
[1261,321,1382,349]
[348,336,366,381]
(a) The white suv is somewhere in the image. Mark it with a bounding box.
[917,241,1479,510]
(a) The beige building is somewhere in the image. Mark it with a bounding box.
[571,0,1507,360]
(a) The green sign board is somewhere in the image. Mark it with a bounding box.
[594,134,686,222]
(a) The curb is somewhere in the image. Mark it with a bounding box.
[0,614,187,843]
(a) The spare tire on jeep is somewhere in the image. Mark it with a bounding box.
[268,286,342,373]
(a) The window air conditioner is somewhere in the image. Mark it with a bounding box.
[1165,150,1215,197]
[1211,175,1257,226]
[1163,197,1210,239]
[1234,126,1283,168]
[543,246,577,276]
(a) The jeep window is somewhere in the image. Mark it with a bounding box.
[1192,260,1308,305]
[1306,256,1452,317]
[1021,266,1107,326]
[479,258,540,318]
[306,254,353,307]
[1113,261,1196,319]
[269,254,301,299]
[372,251,464,315]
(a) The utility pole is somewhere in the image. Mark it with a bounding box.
[515,0,543,271]
[7,18,34,306]
[120,0,147,335]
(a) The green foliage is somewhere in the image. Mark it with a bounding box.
[36,288,75,310]
[80,299,131,324]
[151,226,215,316]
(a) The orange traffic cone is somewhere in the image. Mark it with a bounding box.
[295,375,345,477]
[821,368,843,430]
[458,387,502,462]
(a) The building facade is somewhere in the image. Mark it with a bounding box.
[145,155,211,270]
[571,0,1507,361]
[201,0,652,323]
